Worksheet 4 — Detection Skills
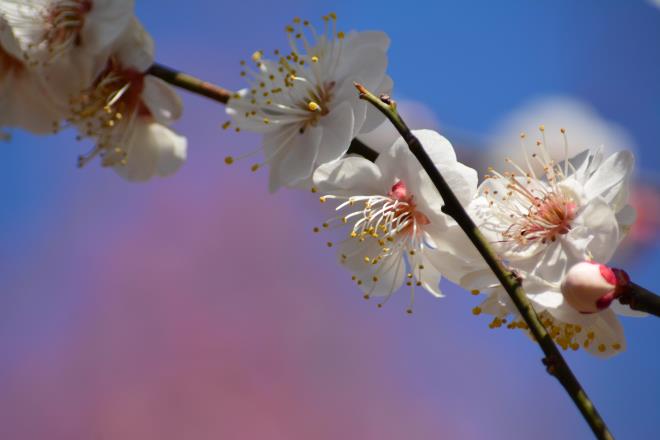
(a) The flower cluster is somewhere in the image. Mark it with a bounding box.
[0,0,186,181]
[3,10,648,358]
[460,128,639,357]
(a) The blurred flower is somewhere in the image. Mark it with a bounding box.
[471,133,634,284]
[0,16,63,133]
[0,0,134,65]
[70,19,186,181]
[313,130,476,311]
[485,96,636,176]
[225,14,392,191]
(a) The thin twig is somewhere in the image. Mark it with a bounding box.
[619,282,660,317]
[355,83,613,440]
[147,64,381,162]
[148,63,232,104]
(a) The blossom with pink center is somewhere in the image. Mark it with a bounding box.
[224,14,392,191]
[69,19,186,181]
[459,127,642,357]
[313,129,477,311]
[470,127,634,284]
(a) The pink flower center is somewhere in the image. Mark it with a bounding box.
[506,191,576,245]
[388,180,430,232]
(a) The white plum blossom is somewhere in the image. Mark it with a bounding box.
[471,128,635,284]
[463,270,627,357]
[460,128,640,356]
[0,0,134,65]
[69,19,186,181]
[313,129,477,311]
[0,15,63,133]
[225,14,392,191]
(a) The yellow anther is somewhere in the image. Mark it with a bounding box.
[251,50,263,62]
[311,56,319,63]
[319,196,327,203]
[308,101,321,112]
[337,31,345,39]
[472,307,482,315]
[222,121,231,130]
[598,344,606,353]
[326,242,333,248]
[251,164,260,172]
[224,156,234,165]
[471,289,480,296]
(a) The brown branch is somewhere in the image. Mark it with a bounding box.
[355,82,614,440]
[148,63,232,104]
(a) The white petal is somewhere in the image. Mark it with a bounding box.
[414,129,457,164]
[315,101,355,165]
[143,77,183,124]
[83,0,134,54]
[574,197,620,263]
[268,125,323,191]
[313,156,384,197]
[114,18,154,71]
[423,246,474,286]
[113,121,187,182]
[584,150,634,211]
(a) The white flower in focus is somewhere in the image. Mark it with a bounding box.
[471,128,635,285]
[463,270,627,357]
[0,16,63,133]
[69,19,186,181]
[313,130,477,311]
[0,0,134,65]
[225,14,392,191]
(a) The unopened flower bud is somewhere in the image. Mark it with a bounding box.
[561,261,620,313]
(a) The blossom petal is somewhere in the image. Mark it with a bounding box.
[314,156,384,197]
[584,150,634,211]
[268,125,323,191]
[113,122,187,182]
[83,0,135,54]
[143,77,183,124]
[315,101,355,165]
[574,197,620,263]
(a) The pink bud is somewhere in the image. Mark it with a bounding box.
[560,262,618,313]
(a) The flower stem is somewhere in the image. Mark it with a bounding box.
[355,83,613,440]
[620,282,660,317]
